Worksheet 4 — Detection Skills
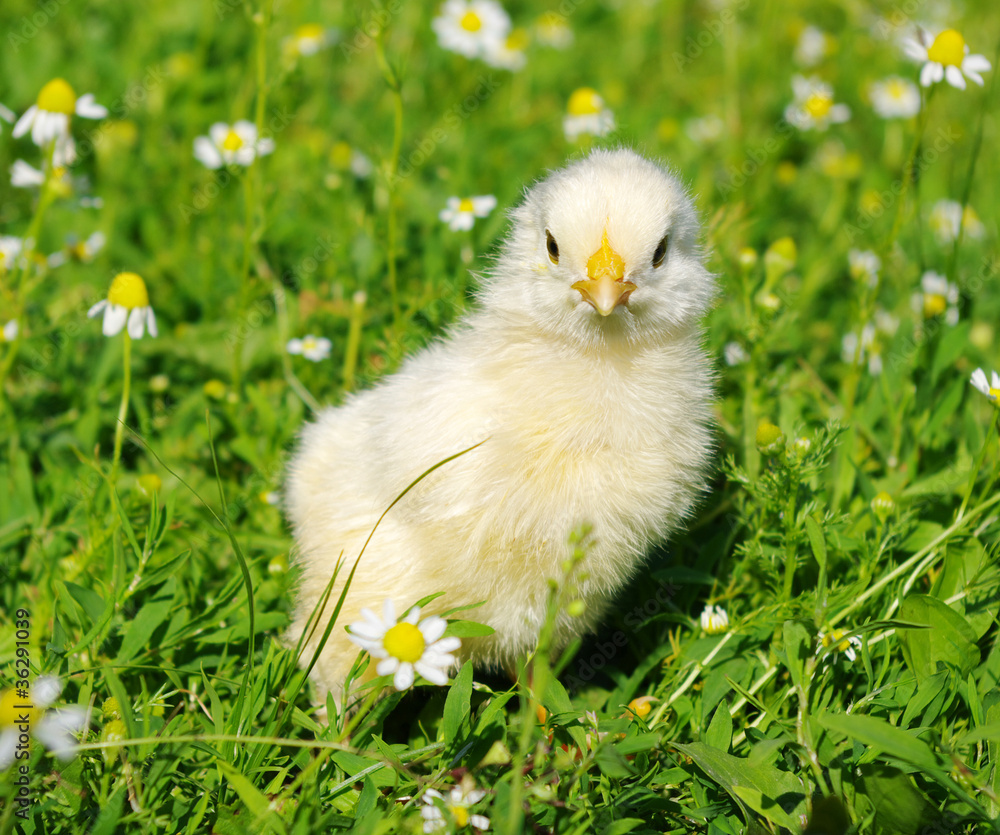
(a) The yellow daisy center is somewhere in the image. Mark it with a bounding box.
[451,806,470,827]
[460,11,482,32]
[989,387,1000,402]
[507,27,529,51]
[458,198,475,213]
[330,141,353,169]
[822,629,850,652]
[302,337,318,351]
[295,23,325,40]
[568,87,602,116]
[0,688,40,729]
[923,293,947,318]
[886,79,907,99]
[927,29,966,67]
[222,129,244,152]
[804,93,833,119]
[107,272,150,310]
[37,78,77,114]
[383,622,425,663]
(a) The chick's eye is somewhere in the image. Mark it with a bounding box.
[652,235,669,268]
[545,230,559,264]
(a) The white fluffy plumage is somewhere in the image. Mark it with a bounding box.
[285,149,716,699]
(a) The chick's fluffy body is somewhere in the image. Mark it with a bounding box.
[287,149,715,698]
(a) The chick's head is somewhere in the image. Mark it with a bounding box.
[482,148,714,348]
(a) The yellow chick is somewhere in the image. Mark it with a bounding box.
[286,149,715,699]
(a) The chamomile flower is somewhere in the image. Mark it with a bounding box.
[347,599,461,691]
[535,12,573,48]
[869,76,921,118]
[439,195,497,231]
[903,27,991,89]
[432,0,511,60]
[421,783,490,832]
[2,321,18,342]
[193,121,275,169]
[723,341,749,366]
[928,199,985,245]
[911,270,959,325]
[848,248,881,287]
[0,676,89,769]
[817,629,862,663]
[286,334,332,362]
[48,232,106,267]
[563,88,615,141]
[700,604,729,635]
[841,323,882,375]
[785,75,851,131]
[12,78,107,152]
[484,27,529,71]
[794,25,833,67]
[282,23,338,58]
[970,368,1000,405]
[0,236,24,271]
[88,272,158,339]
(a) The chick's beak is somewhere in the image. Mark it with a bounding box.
[572,231,636,316]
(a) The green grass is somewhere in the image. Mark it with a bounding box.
[2,1,1000,832]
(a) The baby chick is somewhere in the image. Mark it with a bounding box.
[286,148,715,699]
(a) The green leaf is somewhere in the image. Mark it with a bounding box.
[816,713,941,771]
[116,582,175,663]
[442,661,474,749]
[897,594,979,681]
[602,818,646,835]
[804,516,826,571]
[595,743,634,779]
[443,620,495,638]
[783,620,811,695]
[672,742,806,830]
[217,760,274,820]
[705,702,732,753]
[857,763,937,834]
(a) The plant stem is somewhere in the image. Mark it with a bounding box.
[112,332,133,482]
[957,410,999,522]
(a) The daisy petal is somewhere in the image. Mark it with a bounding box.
[127,307,146,339]
[75,94,108,119]
[88,300,108,319]
[103,304,128,336]
[12,105,37,138]
[393,663,415,690]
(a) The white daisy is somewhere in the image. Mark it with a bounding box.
[432,0,511,60]
[563,88,616,141]
[700,604,729,635]
[970,368,1000,405]
[484,28,528,71]
[535,12,573,49]
[2,320,18,342]
[88,272,158,339]
[0,676,89,769]
[193,121,275,169]
[848,248,881,287]
[841,324,881,374]
[903,27,992,89]
[347,599,461,691]
[286,334,332,362]
[784,75,851,131]
[421,784,490,832]
[869,76,921,119]
[282,23,338,58]
[795,25,832,67]
[928,199,985,245]
[817,629,861,663]
[48,231,106,267]
[723,341,749,366]
[439,195,497,231]
[0,236,24,271]
[911,270,960,325]
[12,78,107,152]
[685,114,725,144]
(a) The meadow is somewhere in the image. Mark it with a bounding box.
[1,0,1000,832]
